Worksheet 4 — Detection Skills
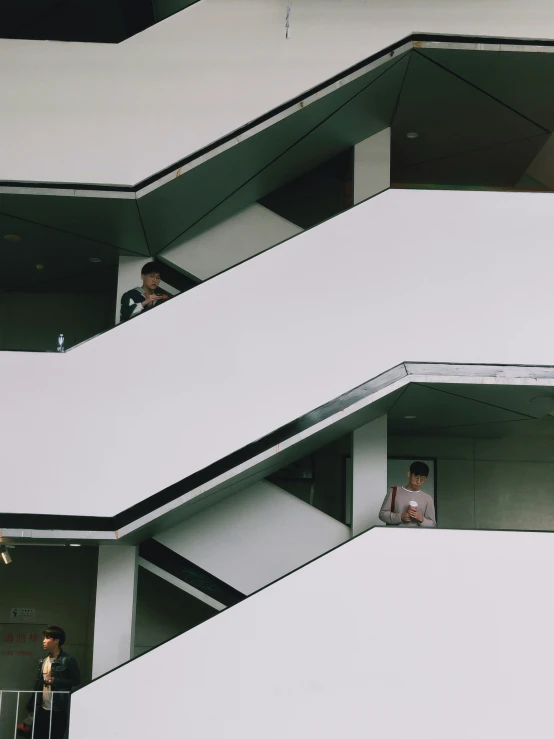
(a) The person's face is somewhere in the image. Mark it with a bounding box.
[43,636,60,654]
[142,272,161,291]
[408,471,427,490]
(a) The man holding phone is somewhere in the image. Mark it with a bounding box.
[120,261,169,322]
[379,461,437,527]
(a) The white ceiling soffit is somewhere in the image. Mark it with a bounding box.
[2,361,554,544]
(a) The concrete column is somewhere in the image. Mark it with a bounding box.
[353,128,390,205]
[92,545,138,678]
[351,414,388,536]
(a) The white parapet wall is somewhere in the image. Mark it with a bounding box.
[69,527,554,739]
[2,188,554,519]
[2,0,554,184]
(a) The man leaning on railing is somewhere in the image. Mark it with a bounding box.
[25,626,80,739]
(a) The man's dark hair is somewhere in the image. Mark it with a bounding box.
[141,261,162,276]
[43,626,66,647]
[410,461,429,477]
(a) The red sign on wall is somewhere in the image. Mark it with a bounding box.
[1,631,40,657]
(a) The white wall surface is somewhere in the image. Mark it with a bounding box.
[69,527,554,739]
[162,204,302,281]
[3,189,554,518]
[156,481,350,594]
[354,128,391,204]
[3,0,554,184]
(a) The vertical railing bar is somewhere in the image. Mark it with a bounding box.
[48,690,54,739]
[13,691,21,739]
[31,690,38,739]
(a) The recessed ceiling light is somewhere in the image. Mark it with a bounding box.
[406,132,419,139]
[404,415,417,419]
[89,257,102,263]
[35,264,45,271]
[4,234,22,242]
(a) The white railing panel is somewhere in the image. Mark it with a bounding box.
[0,692,70,739]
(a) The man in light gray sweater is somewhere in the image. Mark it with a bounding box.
[379,461,437,527]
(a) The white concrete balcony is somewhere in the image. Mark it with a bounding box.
[68,526,554,739]
[0,188,553,532]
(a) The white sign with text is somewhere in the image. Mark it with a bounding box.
[9,608,36,623]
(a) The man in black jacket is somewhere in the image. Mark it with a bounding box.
[26,626,80,739]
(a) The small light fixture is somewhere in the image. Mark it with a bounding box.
[404,415,417,419]
[3,234,22,242]
[406,132,419,139]
[1,545,12,564]
[35,264,45,271]
[68,543,81,547]
[89,257,101,263]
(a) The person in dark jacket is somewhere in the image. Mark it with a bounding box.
[120,261,169,322]
[26,626,80,739]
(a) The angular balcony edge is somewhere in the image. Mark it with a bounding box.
[1,33,554,193]
[1,360,553,541]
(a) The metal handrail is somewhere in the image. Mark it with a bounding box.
[0,690,71,739]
